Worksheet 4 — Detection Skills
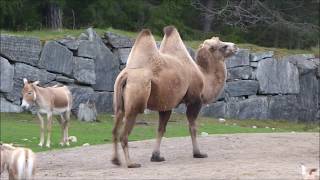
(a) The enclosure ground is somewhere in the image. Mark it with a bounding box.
[2,133,318,179]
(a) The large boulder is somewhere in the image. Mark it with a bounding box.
[296,70,319,121]
[14,63,56,84]
[114,48,131,65]
[3,80,24,105]
[201,101,226,118]
[83,29,119,91]
[267,95,300,121]
[73,57,96,85]
[256,58,299,94]
[227,66,252,80]
[69,86,95,111]
[0,35,41,66]
[237,97,268,120]
[0,57,14,92]
[225,80,259,97]
[104,32,134,48]
[225,49,250,68]
[39,41,74,76]
[284,55,317,75]
[250,51,274,62]
[55,75,75,84]
[0,97,22,112]
[57,37,80,51]
[77,41,97,59]
[92,92,113,113]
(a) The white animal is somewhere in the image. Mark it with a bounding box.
[0,144,35,180]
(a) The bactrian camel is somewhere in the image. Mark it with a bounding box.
[112,26,238,168]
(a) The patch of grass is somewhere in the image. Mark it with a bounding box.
[1,112,317,152]
[1,28,316,57]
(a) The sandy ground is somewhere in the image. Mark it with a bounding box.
[1,133,319,179]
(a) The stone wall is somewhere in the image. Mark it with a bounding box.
[0,28,319,122]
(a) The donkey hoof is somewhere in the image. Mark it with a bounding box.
[45,144,51,148]
[193,153,208,158]
[65,142,70,146]
[151,154,165,162]
[111,158,121,166]
[59,142,64,146]
[38,143,43,147]
[128,163,141,168]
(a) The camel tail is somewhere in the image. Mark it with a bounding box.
[114,73,128,114]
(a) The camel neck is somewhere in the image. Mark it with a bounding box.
[196,55,227,104]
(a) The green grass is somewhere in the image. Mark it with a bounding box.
[1,112,318,152]
[1,28,317,57]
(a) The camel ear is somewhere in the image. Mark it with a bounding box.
[23,78,28,85]
[209,45,217,52]
[32,81,40,86]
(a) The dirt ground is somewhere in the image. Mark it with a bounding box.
[2,133,319,179]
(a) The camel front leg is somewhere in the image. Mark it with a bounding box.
[186,102,207,158]
[46,112,53,148]
[151,110,171,162]
[37,112,45,147]
[120,113,140,168]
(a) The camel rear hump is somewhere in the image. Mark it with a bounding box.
[126,29,158,68]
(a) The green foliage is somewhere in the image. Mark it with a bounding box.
[1,112,318,152]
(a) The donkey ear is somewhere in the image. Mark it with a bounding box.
[32,81,40,86]
[23,78,28,85]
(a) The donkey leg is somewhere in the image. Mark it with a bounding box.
[37,112,45,147]
[63,112,70,146]
[46,112,53,148]
[57,115,65,146]
[120,113,140,168]
[186,102,207,158]
[111,111,124,166]
[151,110,172,162]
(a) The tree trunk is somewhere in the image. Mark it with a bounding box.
[46,2,63,30]
[202,0,214,32]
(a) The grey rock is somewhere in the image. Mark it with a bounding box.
[14,63,56,84]
[225,80,259,97]
[78,33,88,40]
[225,100,240,118]
[0,97,22,112]
[250,61,259,68]
[69,86,95,111]
[256,58,299,94]
[114,48,131,65]
[39,41,73,76]
[237,97,268,120]
[268,95,299,121]
[226,49,250,68]
[92,92,113,113]
[55,75,75,83]
[173,104,186,114]
[77,40,97,59]
[73,57,96,85]
[201,101,226,118]
[296,70,319,121]
[3,80,24,104]
[0,57,14,92]
[0,34,41,66]
[57,39,80,51]
[284,55,317,75]
[250,51,274,62]
[227,66,252,80]
[104,32,134,48]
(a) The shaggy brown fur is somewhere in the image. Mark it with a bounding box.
[112,26,237,168]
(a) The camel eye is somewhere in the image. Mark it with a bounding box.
[222,45,228,49]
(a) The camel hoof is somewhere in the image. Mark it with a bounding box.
[151,153,165,162]
[193,153,208,158]
[128,163,141,168]
[111,158,121,166]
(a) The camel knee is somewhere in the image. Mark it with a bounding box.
[120,135,128,148]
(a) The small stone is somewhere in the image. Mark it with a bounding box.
[82,143,90,146]
[218,118,226,123]
[252,126,257,129]
[201,132,209,137]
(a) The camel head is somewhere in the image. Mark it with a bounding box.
[198,37,238,60]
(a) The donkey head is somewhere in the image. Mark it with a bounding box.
[21,78,39,109]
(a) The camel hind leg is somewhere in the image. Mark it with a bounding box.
[111,111,124,166]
